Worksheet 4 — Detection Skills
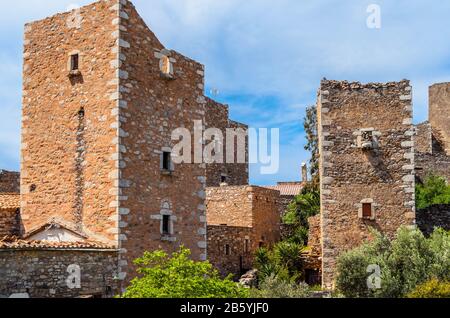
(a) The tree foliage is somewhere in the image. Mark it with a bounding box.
[407,278,450,298]
[303,105,319,183]
[336,227,450,298]
[283,183,320,245]
[416,175,450,209]
[120,246,249,298]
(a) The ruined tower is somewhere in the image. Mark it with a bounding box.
[317,80,416,289]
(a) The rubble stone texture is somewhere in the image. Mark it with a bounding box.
[317,80,416,289]
[15,0,248,294]
[206,186,280,277]
[0,170,20,193]
[429,83,450,156]
[0,249,118,298]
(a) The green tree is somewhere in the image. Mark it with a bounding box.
[283,184,320,245]
[120,246,249,298]
[303,105,319,183]
[336,227,450,298]
[416,175,450,209]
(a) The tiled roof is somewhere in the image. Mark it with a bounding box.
[0,193,20,210]
[265,182,306,197]
[0,236,115,250]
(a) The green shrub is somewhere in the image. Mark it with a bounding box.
[254,241,303,283]
[407,279,450,298]
[120,246,249,298]
[251,275,311,298]
[336,227,450,298]
[416,175,450,209]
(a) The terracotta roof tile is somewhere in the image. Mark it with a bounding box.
[0,193,20,210]
[265,183,306,196]
[0,236,115,250]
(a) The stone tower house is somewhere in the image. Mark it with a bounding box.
[20,0,246,286]
[429,83,450,156]
[317,80,416,289]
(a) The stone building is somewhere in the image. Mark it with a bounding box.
[317,80,416,289]
[0,170,20,193]
[414,83,450,182]
[206,186,281,277]
[0,0,247,297]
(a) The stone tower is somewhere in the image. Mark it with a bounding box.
[20,0,216,285]
[317,80,416,289]
[429,83,450,155]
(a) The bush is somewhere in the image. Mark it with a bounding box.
[336,227,450,298]
[416,175,450,209]
[251,275,311,298]
[120,246,249,298]
[407,279,450,298]
[254,241,303,283]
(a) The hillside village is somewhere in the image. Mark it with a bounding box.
[0,0,449,298]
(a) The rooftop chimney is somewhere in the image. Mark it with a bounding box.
[302,162,308,182]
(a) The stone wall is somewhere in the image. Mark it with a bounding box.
[0,208,20,237]
[429,83,450,155]
[206,186,281,277]
[21,0,119,245]
[207,225,253,278]
[115,0,209,285]
[0,170,20,193]
[317,80,416,289]
[415,151,450,182]
[416,205,450,236]
[0,249,118,298]
[205,98,249,187]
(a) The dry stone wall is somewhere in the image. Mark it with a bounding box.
[0,249,118,298]
[0,171,20,193]
[318,80,416,289]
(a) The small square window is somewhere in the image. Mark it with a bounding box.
[70,54,79,71]
[221,175,227,183]
[162,215,170,235]
[162,151,171,171]
[362,203,372,218]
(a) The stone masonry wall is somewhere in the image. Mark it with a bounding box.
[205,98,249,187]
[206,186,280,277]
[207,225,253,278]
[0,249,118,298]
[0,170,20,193]
[21,0,119,245]
[116,0,208,285]
[416,204,450,236]
[318,80,416,289]
[429,83,450,155]
[0,209,20,237]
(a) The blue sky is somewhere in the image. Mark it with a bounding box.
[1,0,450,185]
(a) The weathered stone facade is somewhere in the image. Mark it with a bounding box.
[0,247,118,298]
[317,80,416,289]
[429,83,450,156]
[416,205,450,236]
[0,170,20,193]
[206,186,281,277]
[0,194,20,237]
[0,0,249,297]
[205,98,248,187]
[414,84,450,182]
